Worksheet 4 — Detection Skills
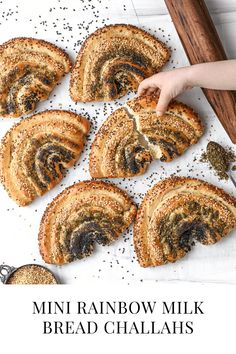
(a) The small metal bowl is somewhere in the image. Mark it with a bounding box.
[0,263,59,284]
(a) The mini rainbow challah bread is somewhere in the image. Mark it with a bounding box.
[0,110,90,205]
[134,177,236,267]
[70,24,170,102]
[39,181,137,264]
[90,95,204,178]
[0,37,71,117]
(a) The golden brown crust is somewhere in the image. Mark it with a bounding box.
[0,110,90,206]
[126,95,204,161]
[39,180,137,265]
[89,95,203,178]
[70,24,170,102]
[0,37,72,117]
[89,107,152,178]
[0,37,72,69]
[126,95,204,137]
[134,176,236,267]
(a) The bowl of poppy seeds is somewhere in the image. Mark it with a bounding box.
[3,264,58,285]
[201,141,236,180]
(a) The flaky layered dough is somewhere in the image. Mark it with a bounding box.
[126,95,204,161]
[0,110,90,206]
[134,177,236,267]
[70,24,170,102]
[89,95,204,178]
[39,181,137,265]
[0,37,72,117]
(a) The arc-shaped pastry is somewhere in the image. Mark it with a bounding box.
[0,37,71,117]
[126,95,204,161]
[89,95,203,178]
[0,110,90,205]
[89,107,152,178]
[134,177,236,267]
[39,181,137,265]
[70,24,170,102]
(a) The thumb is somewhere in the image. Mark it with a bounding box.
[156,89,171,116]
[137,78,150,96]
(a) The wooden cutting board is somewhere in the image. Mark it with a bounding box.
[165,0,236,143]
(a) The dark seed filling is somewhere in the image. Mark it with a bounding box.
[69,221,110,259]
[142,126,189,161]
[124,145,145,174]
[36,144,75,184]
[158,201,227,259]
[5,101,16,115]
[1,64,55,115]
[177,221,210,252]
[142,125,189,145]
[23,92,39,112]
[23,137,75,190]
[118,140,151,174]
[201,141,236,180]
[93,48,149,76]
[90,47,150,97]
[61,212,124,260]
[159,139,179,161]
[105,64,147,98]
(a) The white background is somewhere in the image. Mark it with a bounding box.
[0,282,235,353]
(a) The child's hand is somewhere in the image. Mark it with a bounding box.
[138,67,193,116]
[138,60,236,116]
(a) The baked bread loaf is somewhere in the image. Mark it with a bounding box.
[89,107,152,178]
[70,24,170,102]
[134,176,236,267]
[0,110,90,206]
[39,181,137,265]
[0,37,71,117]
[89,95,203,178]
[126,95,204,161]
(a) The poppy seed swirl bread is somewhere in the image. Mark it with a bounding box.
[0,110,90,206]
[134,177,236,267]
[39,181,137,265]
[89,107,152,178]
[0,37,71,117]
[126,95,204,162]
[89,95,204,178]
[70,24,170,102]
